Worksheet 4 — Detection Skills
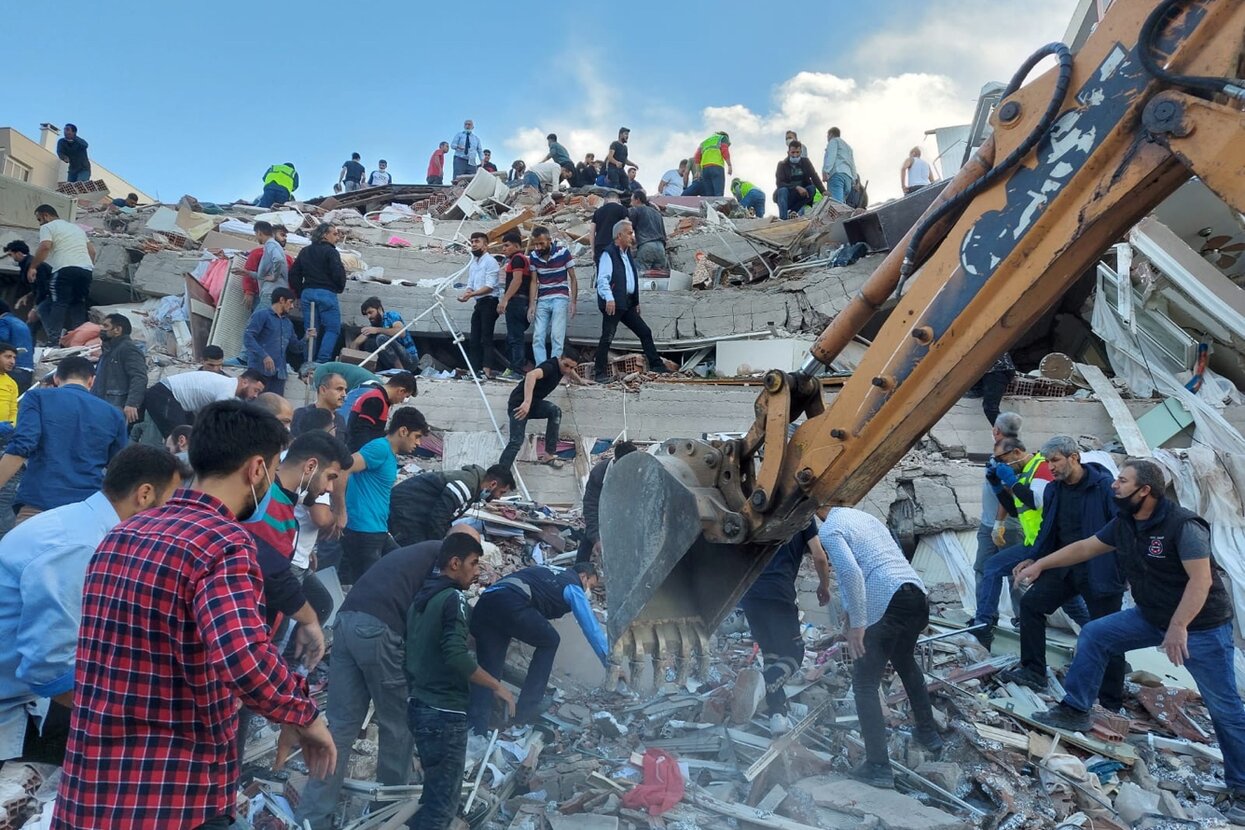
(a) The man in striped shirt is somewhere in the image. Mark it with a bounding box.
[528,226,578,365]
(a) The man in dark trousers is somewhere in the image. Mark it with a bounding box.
[389,464,514,546]
[1000,435,1125,709]
[576,441,637,563]
[92,313,147,426]
[243,288,313,397]
[468,564,610,734]
[56,124,91,183]
[774,141,825,219]
[405,533,513,830]
[1018,459,1245,824]
[592,220,667,383]
[740,520,831,734]
[498,356,580,472]
[297,526,481,830]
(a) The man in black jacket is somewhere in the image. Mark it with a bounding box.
[576,441,637,563]
[592,220,667,383]
[774,141,825,219]
[92,314,147,425]
[389,464,515,546]
[291,223,347,363]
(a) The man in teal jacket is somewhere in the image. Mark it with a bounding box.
[405,534,514,830]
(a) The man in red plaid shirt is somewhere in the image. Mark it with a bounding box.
[53,400,336,830]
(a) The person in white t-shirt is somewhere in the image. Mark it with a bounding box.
[901,147,936,195]
[30,204,95,346]
[368,160,392,187]
[142,369,267,440]
[658,160,688,196]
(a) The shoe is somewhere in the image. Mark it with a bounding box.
[498,369,520,381]
[1033,702,1092,732]
[788,702,809,720]
[649,363,671,375]
[914,725,945,753]
[1220,790,1245,825]
[848,761,895,789]
[969,623,994,652]
[593,373,611,384]
[999,665,1047,692]
[769,713,792,736]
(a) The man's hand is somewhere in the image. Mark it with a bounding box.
[816,583,831,606]
[569,300,576,318]
[845,626,866,659]
[360,326,378,336]
[995,463,1019,489]
[992,521,1007,548]
[1161,624,1189,666]
[458,291,471,303]
[514,401,530,420]
[527,305,536,323]
[306,327,317,340]
[308,551,318,571]
[796,186,808,199]
[123,405,139,424]
[263,356,276,373]
[327,510,346,540]
[276,716,337,779]
[498,300,508,314]
[1013,559,1041,588]
[495,686,517,719]
[605,300,616,316]
[294,621,326,671]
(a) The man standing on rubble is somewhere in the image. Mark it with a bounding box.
[1019,459,1245,823]
[686,132,732,197]
[258,161,299,207]
[468,563,610,733]
[427,141,450,185]
[529,225,577,366]
[498,230,535,378]
[56,124,91,183]
[452,120,482,179]
[605,127,637,191]
[741,519,831,734]
[30,204,95,347]
[297,525,484,830]
[576,441,637,564]
[590,191,629,266]
[244,288,313,397]
[593,220,668,383]
[498,355,580,472]
[407,532,514,830]
[460,232,501,380]
[481,149,498,174]
[821,507,943,789]
[998,435,1125,707]
[338,152,365,193]
[542,134,572,167]
[821,127,857,204]
[291,223,347,363]
[628,191,669,272]
[92,313,147,425]
[369,159,392,187]
[52,400,336,830]
[774,142,825,220]
[901,147,936,195]
[389,463,515,546]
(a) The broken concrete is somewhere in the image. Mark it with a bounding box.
[791,776,967,830]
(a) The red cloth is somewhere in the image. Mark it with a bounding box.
[621,749,684,816]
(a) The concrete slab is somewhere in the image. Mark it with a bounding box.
[0,177,75,229]
[792,775,967,830]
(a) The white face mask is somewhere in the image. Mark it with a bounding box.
[295,461,319,503]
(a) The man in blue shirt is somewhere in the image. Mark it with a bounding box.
[0,444,186,764]
[0,356,128,524]
[0,300,34,393]
[341,406,427,584]
[467,563,610,734]
[244,288,313,397]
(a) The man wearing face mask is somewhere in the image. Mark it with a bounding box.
[459,232,500,380]
[54,400,336,830]
[91,313,148,425]
[1017,459,1245,823]
[774,141,825,220]
[389,464,515,546]
[998,435,1125,709]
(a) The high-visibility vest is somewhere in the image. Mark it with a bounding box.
[699,134,727,168]
[735,181,756,198]
[263,164,296,193]
[1013,453,1047,546]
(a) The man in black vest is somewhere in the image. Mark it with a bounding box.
[1018,459,1245,823]
[592,220,668,384]
[467,564,610,734]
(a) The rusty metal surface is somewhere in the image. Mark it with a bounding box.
[1136,685,1212,743]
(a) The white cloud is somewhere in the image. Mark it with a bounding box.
[501,0,1080,203]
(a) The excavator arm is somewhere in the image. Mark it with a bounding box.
[600,0,1245,674]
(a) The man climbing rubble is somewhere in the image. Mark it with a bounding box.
[820,506,943,790]
[389,463,515,546]
[1019,459,1245,824]
[740,517,830,735]
[498,355,581,472]
[467,563,610,734]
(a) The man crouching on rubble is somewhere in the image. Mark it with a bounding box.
[1018,459,1245,824]
[406,533,515,830]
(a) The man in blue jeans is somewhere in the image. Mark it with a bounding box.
[405,533,514,830]
[821,127,857,204]
[1019,458,1245,825]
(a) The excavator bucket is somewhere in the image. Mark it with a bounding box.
[599,448,773,679]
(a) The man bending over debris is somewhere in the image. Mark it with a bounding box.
[820,506,943,790]
[468,563,610,734]
[740,518,831,735]
[406,532,515,830]
[389,463,515,546]
[1018,458,1245,824]
[498,355,580,471]
[297,526,482,830]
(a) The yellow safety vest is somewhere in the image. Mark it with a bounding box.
[699,134,727,168]
[1013,453,1047,546]
[736,181,755,198]
[263,164,296,193]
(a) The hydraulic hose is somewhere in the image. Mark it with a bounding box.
[1139,0,1245,100]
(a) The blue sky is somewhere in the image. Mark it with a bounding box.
[6,0,1077,203]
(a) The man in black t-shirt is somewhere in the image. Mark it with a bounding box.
[339,152,365,192]
[739,521,830,732]
[590,192,629,265]
[498,356,579,471]
[498,230,534,378]
[605,127,636,191]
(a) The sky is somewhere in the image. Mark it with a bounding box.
[7,0,1079,205]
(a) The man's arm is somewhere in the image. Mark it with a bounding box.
[901,158,912,191]
[29,241,53,271]
[87,242,97,264]
[808,536,831,606]
[123,345,148,409]
[1015,535,1115,585]
[289,601,326,671]
[338,166,347,185]
[15,539,93,701]
[1162,556,1214,666]
[243,311,266,364]
[823,141,839,179]
[820,529,866,628]
[0,394,39,490]
[807,160,826,194]
[722,144,732,176]
[564,584,610,665]
[566,265,577,315]
[596,256,615,304]
[515,367,544,417]
[430,480,469,539]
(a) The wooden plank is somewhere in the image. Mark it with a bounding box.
[486,208,536,243]
[987,697,1137,765]
[689,789,826,830]
[743,700,832,781]
[1075,363,1150,456]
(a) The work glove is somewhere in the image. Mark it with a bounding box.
[985,464,1003,494]
[992,521,1008,548]
[995,463,1019,489]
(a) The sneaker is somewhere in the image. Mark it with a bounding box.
[498,369,521,381]
[999,665,1047,692]
[848,761,895,789]
[1033,702,1092,732]
[914,725,945,753]
[769,713,792,736]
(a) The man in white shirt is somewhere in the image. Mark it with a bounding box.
[658,160,689,197]
[30,205,95,346]
[901,147,936,195]
[141,369,267,440]
[368,160,392,187]
[458,232,500,379]
[523,161,574,193]
[592,220,666,383]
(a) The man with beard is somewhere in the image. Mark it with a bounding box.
[92,313,148,425]
[389,464,515,546]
